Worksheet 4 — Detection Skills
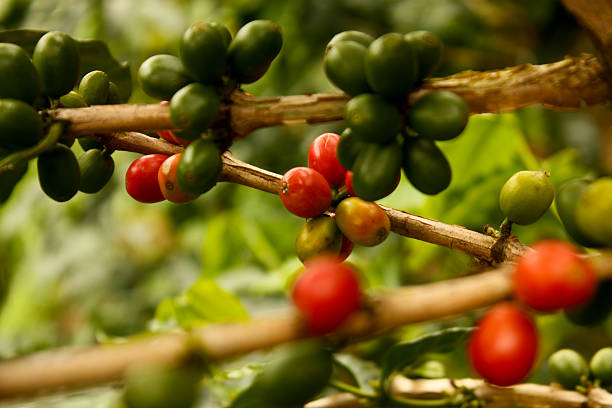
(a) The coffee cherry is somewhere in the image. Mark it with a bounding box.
[158,154,198,203]
[176,139,222,196]
[308,132,346,187]
[404,30,444,79]
[33,31,80,98]
[279,167,331,218]
[344,93,401,143]
[576,177,612,247]
[0,99,43,150]
[170,83,220,132]
[0,43,40,103]
[125,154,168,203]
[468,302,538,386]
[328,30,374,47]
[78,149,114,194]
[513,240,597,311]
[590,347,612,385]
[292,256,361,334]
[138,54,193,101]
[548,349,588,389]
[335,197,390,246]
[180,22,227,84]
[324,40,370,96]
[402,137,451,195]
[79,70,110,105]
[556,178,598,247]
[295,215,343,263]
[408,91,469,141]
[499,170,554,225]
[37,144,80,202]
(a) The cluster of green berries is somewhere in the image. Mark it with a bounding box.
[0,32,120,203]
[135,20,282,200]
[324,30,469,200]
[548,347,612,390]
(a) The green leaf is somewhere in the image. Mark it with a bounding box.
[152,278,248,330]
[381,327,474,383]
[0,29,132,101]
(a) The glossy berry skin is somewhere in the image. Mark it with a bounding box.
[292,256,361,334]
[308,133,346,187]
[125,154,168,203]
[338,235,354,262]
[468,302,538,386]
[279,167,332,218]
[158,154,198,204]
[345,171,356,196]
[335,197,390,247]
[514,240,597,311]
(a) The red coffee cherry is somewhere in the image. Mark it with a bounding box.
[338,234,354,262]
[157,153,198,203]
[292,256,361,334]
[345,171,356,196]
[514,240,597,311]
[468,302,538,386]
[279,167,332,218]
[308,132,346,187]
[125,154,168,203]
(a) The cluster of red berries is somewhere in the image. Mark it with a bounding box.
[468,240,597,386]
[280,133,392,264]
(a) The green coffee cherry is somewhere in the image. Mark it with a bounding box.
[499,170,554,225]
[324,40,370,96]
[176,139,222,196]
[556,178,598,247]
[590,347,612,386]
[59,91,88,108]
[344,93,401,143]
[180,21,227,84]
[0,43,40,103]
[404,31,444,79]
[227,20,283,84]
[79,70,110,105]
[170,83,220,132]
[123,362,201,408]
[138,54,192,101]
[37,144,80,202]
[209,22,232,48]
[253,341,333,407]
[408,91,469,141]
[352,142,402,201]
[576,177,612,247]
[78,149,114,194]
[328,30,374,47]
[78,137,104,151]
[107,82,122,104]
[33,31,80,98]
[295,215,342,263]
[0,99,43,150]
[402,137,451,195]
[365,33,417,99]
[336,128,368,171]
[548,349,588,389]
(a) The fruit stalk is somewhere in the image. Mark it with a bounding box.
[48,54,610,139]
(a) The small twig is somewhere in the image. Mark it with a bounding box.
[329,380,377,400]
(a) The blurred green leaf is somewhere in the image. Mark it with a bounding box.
[153,278,248,330]
[381,327,474,383]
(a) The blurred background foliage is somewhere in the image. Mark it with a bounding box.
[0,0,611,406]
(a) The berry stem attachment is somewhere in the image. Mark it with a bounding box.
[0,120,68,174]
[500,218,513,237]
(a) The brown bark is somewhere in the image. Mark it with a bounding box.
[50,55,611,139]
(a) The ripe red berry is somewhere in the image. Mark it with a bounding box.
[279,167,332,218]
[125,154,168,203]
[345,171,356,196]
[514,240,597,311]
[338,235,354,262]
[292,256,361,334]
[308,133,346,187]
[468,302,538,386]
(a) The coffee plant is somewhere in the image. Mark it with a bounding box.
[0,1,611,408]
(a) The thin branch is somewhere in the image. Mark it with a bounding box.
[1,260,611,399]
[49,55,611,139]
[83,131,526,263]
[307,377,612,408]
